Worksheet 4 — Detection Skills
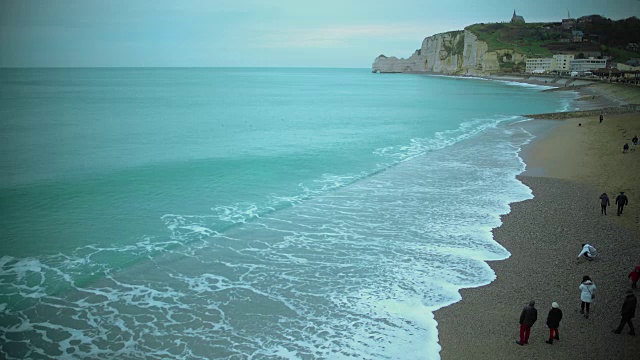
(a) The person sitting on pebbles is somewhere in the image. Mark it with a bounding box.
[578,243,598,261]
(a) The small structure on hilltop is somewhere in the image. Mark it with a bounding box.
[562,9,576,29]
[511,10,525,23]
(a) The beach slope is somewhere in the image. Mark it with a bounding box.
[436,112,640,359]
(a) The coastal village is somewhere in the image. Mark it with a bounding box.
[515,11,639,83]
[372,11,640,85]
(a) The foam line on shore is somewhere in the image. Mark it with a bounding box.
[435,105,640,359]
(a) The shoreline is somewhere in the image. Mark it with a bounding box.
[435,80,640,359]
[418,72,640,111]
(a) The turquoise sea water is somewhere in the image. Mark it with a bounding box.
[0,68,574,359]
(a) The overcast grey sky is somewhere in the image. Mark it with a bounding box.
[1,0,638,68]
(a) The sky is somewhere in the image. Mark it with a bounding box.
[1,0,639,68]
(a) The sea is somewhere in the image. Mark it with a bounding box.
[0,68,575,359]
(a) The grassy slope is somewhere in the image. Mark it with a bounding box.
[466,23,554,58]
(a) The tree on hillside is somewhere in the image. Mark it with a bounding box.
[578,16,640,47]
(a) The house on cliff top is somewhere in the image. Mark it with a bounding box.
[511,10,525,23]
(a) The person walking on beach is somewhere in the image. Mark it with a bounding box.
[633,135,638,146]
[579,276,597,319]
[623,143,629,153]
[516,300,537,345]
[577,243,598,260]
[600,114,604,123]
[599,193,610,215]
[629,266,640,289]
[615,191,628,216]
[612,290,636,336]
[545,302,563,344]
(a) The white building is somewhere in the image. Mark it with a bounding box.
[553,54,574,72]
[525,58,554,73]
[525,55,573,73]
[570,58,607,73]
[526,55,605,74]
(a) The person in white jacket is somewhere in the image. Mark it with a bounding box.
[579,276,597,318]
[577,243,598,260]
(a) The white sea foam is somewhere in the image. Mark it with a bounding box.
[374,115,521,162]
[494,79,556,90]
[0,125,535,360]
[1,107,544,360]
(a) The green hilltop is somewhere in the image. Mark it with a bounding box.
[465,15,640,72]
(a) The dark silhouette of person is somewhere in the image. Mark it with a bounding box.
[516,300,537,345]
[623,143,629,153]
[612,290,636,335]
[600,114,604,123]
[545,302,563,344]
[633,135,638,146]
[615,192,628,216]
[599,193,610,215]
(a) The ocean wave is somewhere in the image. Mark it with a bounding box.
[374,115,523,162]
[0,122,538,360]
[151,115,527,239]
[493,79,556,90]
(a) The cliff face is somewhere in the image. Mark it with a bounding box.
[372,29,524,75]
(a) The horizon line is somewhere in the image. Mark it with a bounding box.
[0,66,372,70]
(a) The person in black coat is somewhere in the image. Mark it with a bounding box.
[613,290,637,335]
[599,193,610,215]
[516,300,537,345]
[545,302,563,344]
[615,191,629,216]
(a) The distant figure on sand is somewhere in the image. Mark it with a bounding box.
[623,143,629,153]
[516,300,537,345]
[615,192,628,216]
[633,135,638,146]
[545,302,563,344]
[599,193,610,215]
[579,276,597,319]
[612,290,636,335]
[600,114,604,123]
[629,266,640,289]
[578,243,598,260]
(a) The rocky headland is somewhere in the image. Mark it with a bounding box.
[372,29,518,75]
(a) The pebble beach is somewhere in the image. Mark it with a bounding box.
[436,83,640,359]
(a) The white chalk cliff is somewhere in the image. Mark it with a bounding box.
[372,29,524,75]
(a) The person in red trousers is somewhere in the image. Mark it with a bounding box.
[516,300,537,345]
[545,302,563,344]
[629,266,640,289]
